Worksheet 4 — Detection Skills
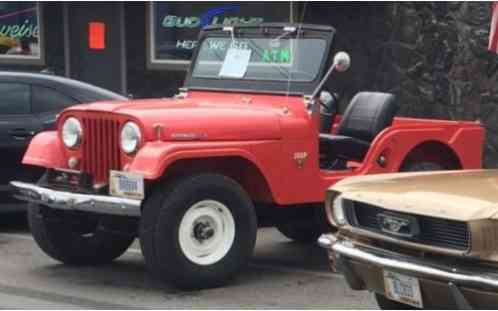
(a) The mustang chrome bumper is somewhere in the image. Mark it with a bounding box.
[318,234,498,309]
[10,181,141,217]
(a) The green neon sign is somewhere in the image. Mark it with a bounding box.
[262,48,291,63]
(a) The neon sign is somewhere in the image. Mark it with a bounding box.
[262,48,291,63]
[150,2,291,68]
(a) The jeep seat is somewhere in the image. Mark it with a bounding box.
[319,92,397,163]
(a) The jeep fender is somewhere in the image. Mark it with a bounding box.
[22,131,66,168]
[360,125,482,173]
[128,141,279,200]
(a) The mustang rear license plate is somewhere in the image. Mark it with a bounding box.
[383,270,423,308]
[109,171,144,200]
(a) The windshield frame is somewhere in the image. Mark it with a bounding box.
[183,23,336,96]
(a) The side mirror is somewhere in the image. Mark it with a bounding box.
[333,51,351,72]
[310,51,351,100]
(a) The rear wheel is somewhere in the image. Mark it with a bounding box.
[375,294,417,310]
[276,206,333,243]
[139,173,257,290]
[400,161,445,172]
[276,223,322,243]
[28,203,135,265]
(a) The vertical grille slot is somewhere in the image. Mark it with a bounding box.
[81,117,121,184]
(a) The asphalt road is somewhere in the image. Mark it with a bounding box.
[0,216,376,309]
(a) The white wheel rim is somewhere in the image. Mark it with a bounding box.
[178,200,235,266]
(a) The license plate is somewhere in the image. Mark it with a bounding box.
[383,270,423,308]
[109,171,144,200]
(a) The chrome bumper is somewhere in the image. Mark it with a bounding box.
[10,181,141,217]
[319,234,498,309]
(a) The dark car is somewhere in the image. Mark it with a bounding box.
[0,71,127,212]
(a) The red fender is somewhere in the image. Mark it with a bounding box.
[127,141,280,199]
[22,131,65,169]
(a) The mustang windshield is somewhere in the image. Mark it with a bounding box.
[192,36,327,82]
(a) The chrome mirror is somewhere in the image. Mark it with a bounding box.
[333,51,351,72]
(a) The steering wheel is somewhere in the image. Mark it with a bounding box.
[318,91,339,133]
[319,91,339,114]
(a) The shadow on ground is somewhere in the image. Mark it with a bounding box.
[0,212,28,232]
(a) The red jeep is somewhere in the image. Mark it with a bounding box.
[12,24,483,289]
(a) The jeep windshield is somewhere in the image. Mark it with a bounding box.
[185,24,335,95]
[193,37,326,82]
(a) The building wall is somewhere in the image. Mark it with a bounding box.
[124,3,185,98]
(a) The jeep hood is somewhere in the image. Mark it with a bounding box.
[332,170,498,222]
[65,94,284,141]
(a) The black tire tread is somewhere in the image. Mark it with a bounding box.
[276,223,322,243]
[139,173,257,290]
[28,204,135,265]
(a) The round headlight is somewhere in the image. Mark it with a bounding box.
[121,122,141,154]
[333,195,347,226]
[62,117,82,149]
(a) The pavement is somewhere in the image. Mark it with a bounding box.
[0,215,376,309]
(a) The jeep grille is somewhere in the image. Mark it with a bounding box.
[81,116,122,184]
[345,200,470,251]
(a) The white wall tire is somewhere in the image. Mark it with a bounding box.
[140,174,257,290]
[178,200,235,266]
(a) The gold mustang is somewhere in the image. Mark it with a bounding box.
[319,169,498,309]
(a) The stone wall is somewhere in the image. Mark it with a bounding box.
[306,2,498,167]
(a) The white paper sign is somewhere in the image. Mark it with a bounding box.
[219,48,252,78]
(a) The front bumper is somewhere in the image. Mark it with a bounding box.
[318,234,498,309]
[10,181,141,217]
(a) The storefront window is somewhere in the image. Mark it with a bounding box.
[0,2,43,65]
[148,2,292,70]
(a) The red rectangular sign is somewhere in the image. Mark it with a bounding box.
[88,22,105,50]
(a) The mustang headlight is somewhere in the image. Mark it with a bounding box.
[62,117,82,149]
[333,195,347,226]
[121,122,141,154]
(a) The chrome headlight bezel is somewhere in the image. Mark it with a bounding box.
[332,194,347,226]
[120,121,142,154]
[61,117,82,149]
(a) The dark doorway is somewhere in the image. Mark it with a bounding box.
[66,2,126,94]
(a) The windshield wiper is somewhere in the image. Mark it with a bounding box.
[271,26,297,42]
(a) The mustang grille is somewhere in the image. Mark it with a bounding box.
[345,201,470,251]
[80,116,122,184]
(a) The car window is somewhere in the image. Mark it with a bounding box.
[32,86,78,113]
[0,82,30,115]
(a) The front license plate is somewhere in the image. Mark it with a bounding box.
[109,171,144,200]
[383,270,423,308]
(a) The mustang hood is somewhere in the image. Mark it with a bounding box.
[332,170,498,222]
[64,96,283,141]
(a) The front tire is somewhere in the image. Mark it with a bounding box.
[28,203,135,265]
[139,173,257,290]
